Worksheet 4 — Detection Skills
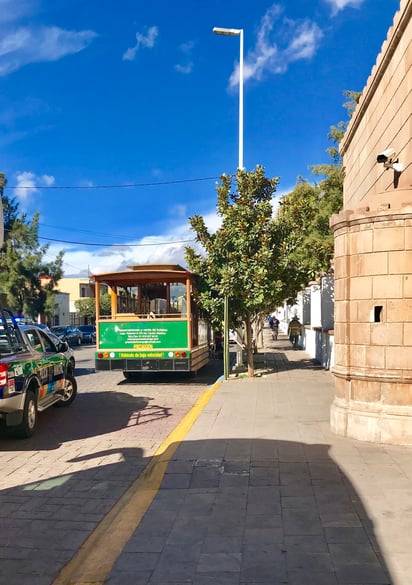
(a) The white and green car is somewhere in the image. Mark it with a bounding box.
[0,309,77,438]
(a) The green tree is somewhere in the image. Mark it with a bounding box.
[75,293,111,321]
[186,166,281,377]
[0,183,64,319]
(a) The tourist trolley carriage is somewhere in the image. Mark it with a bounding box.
[93,264,210,379]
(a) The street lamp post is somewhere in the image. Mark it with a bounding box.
[213,26,244,380]
[213,27,244,170]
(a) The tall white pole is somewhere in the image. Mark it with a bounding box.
[213,27,245,379]
[238,29,244,170]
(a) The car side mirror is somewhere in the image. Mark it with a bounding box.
[59,341,69,353]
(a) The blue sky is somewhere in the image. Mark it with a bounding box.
[0,0,400,277]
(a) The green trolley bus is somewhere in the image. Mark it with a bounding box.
[93,264,210,378]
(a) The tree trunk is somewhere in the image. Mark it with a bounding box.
[245,315,255,377]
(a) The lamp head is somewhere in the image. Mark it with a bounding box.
[213,27,242,36]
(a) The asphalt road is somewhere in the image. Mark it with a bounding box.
[0,344,224,585]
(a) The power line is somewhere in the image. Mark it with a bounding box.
[39,235,196,247]
[6,176,221,190]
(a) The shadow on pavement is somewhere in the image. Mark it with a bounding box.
[0,391,152,450]
[0,439,392,585]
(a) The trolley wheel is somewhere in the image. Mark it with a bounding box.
[123,371,140,381]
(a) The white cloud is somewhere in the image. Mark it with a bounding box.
[122,26,158,61]
[13,171,55,204]
[41,174,55,187]
[0,25,97,76]
[169,204,188,218]
[57,209,222,277]
[174,40,194,74]
[228,3,323,88]
[174,62,193,74]
[0,1,97,75]
[324,0,365,15]
[0,0,34,24]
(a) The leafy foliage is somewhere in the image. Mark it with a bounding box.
[75,293,111,320]
[0,185,64,319]
[186,165,281,375]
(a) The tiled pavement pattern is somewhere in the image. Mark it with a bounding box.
[106,333,412,585]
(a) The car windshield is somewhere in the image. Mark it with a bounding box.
[51,327,66,335]
[79,326,94,332]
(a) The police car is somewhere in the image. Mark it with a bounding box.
[0,309,77,438]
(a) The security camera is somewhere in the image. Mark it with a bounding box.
[377,148,397,163]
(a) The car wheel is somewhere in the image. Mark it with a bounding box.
[55,373,77,407]
[14,389,37,438]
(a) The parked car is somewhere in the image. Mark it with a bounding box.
[78,325,96,344]
[50,325,83,346]
[35,323,53,335]
[0,310,77,438]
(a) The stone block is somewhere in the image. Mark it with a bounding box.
[385,345,411,369]
[370,322,403,345]
[334,278,349,301]
[389,250,412,274]
[381,382,412,405]
[365,345,386,368]
[347,345,366,367]
[404,323,412,344]
[350,379,381,402]
[334,234,346,258]
[334,376,347,399]
[333,323,345,344]
[334,301,351,324]
[404,275,412,298]
[334,256,348,278]
[406,226,412,250]
[348,322,371,345]
[358,251,388,276]
[387,298,412,321]
[357,300,380,322]
[372,274,404,298]
[351,276,372,300]
[349,229,373,254]
[374,226,405,253]
[333,343,346,365]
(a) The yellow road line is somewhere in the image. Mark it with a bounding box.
[52,377,223,585]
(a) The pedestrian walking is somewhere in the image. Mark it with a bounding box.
[288,315,302,349]
[272,317,279,340]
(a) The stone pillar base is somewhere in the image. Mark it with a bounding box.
[331,397,412,445]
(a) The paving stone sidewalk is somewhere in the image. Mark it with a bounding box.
[106,331,412,585]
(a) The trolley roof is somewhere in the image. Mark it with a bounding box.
[92,264,192,285]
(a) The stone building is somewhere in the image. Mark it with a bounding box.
[330,0,412,444]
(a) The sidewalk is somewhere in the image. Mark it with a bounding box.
[99,331,412,584]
